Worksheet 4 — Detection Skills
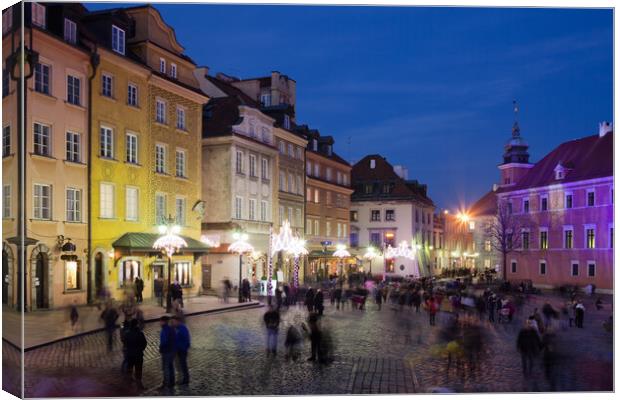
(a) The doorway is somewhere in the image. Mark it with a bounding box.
[35,252,49,309]
[2,250,8,304]
[202,264,211,290]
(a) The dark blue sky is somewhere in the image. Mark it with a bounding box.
[88,3,613,210]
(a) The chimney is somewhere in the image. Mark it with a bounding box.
[195,66,209,78]
[599,121,613,137]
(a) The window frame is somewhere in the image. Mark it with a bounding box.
[67,74,81,105]
[563,226,574,249]
[64,18,77,44]
[99,126,114,159]
[34,62,50,95]
[127,83,138,107]
[31,2,46,28]
[101,73,113,98]
[33,183,52,220]
[585,225,596,249]
[570,261,579,277]
[175,149,186,178]
[3,124,11,157]
[111,25,125,55]
[125,132,138,164]
[99,182,115,219]
[155,143,167,174]
[587,261,596,277]
[176,106,186,130]
[155,193,167,224]
[370,209,381,222]
[587,189,595,207]
[65,187,81,222]
[155,98,167,124]
[33,122,51,156]
[175,197,186,226]
[125,186,139,222]
[170,63,177,79]
[65,131,81,163]
[2,184,11,219]
[539,227,548,250]
[539,260,547,276]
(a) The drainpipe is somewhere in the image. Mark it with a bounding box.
[87,47,100,303]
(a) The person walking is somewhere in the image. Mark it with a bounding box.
[304,312,322,362]
[173,316,191,385]
[242,278,251,302]
[134,276,144,304]
[275,286,283,311]
[159,316,176,389]
[334,285,342,310]
[314,289,325,316]
[516,319,541,376]
[575,300,585,328]
[305,287,315,313]
[375,287,383,311]
[412,290,421,313]
[426,296,439,326]
[69,300,79,332]
[487,295,496,323]
[263,306,280,356]
[284,323,302,361]
[100,302,119,352]
[154,278,164,307]
[125,319,147,389]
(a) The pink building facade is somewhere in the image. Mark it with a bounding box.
[497,122,613,292]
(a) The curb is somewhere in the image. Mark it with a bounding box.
[5,301,264,352]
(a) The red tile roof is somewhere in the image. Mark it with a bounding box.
[508,131,613,191]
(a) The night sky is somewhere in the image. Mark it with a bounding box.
[86,2,613,210]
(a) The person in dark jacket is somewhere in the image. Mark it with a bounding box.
[125,319,147,389]
[275,286,283,311]
[516,319,541,376]
[242,279,251,302]
[154,278,164,307]
[375,287,383,310]
[159,316,176,388]
[263,306,280,356]
[134,276,144,304]
[314,289,325,316]
[303,312,322,362]
[334,286,342,310]
[412,290,421,313]
[173,316,191,384]
[305,287,315,313]
[101,303,119,352]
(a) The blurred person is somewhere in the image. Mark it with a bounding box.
[575,300,585,328]
[120,320,131,373]
[595,297,603,311]
[282,283,290,308]
[173,316,191,385]
[159,316,176,389]
[242,278,251,302]
[412,290,422,313]
[134,276,144,304]
[426,296,439,326]
[542,302,557,330]
[154,278,164,307]
[100,302,119,352]
[172,281,183,308]
[263,305,280,356]
[541,331,559,390]
[305,287,315,313]
[125,319,147,390]
[314,288,325,316]
[334,285,342,310]
[222,278,232,303]
[303,312,322,362]
[531,308,545,334]
[69,300,79,332]
[516,319,541,376]
[375,286,383,310]
[284,321,303,361]
[275,286,283,311]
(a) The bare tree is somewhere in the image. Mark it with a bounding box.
[486,197,527,281]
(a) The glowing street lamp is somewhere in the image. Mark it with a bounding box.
[363,246,378,275]
[228,232,254,303]
[153,215,187,312]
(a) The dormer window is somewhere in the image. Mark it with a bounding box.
[31,3,46,28]
[260,92,271,107]
[64,18,77,44]
[159,58,166,74]
[312,139,318,152]
[370,159,376,169]
[111,25,125,55]
[554,163,567,180]
[326,145,332,157]
[170,63,177,79]
[283,115,290,130]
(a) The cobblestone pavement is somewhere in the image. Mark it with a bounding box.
[2,292,613,397]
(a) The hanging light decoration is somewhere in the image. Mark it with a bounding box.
[228,232,254,255]
[289,237,308,288]
[385,240,415,260]
[153,225,188,258]
[271,220,296,255]
[333,243,351,259]
[200,235,220,248]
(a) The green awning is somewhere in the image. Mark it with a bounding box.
[112,232,210,253]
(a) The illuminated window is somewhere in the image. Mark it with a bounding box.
[121,260,141,284]
[539,229,548,249]
[564,228,573,249]
[586,227,595,249]
[65,261,81,290]
[174,262,192,286]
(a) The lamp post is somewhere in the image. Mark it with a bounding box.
[153,216,187,313]
[333,244,351,282]
[289,238,308,288]
[363,246,378,276]
[228,232,254,303]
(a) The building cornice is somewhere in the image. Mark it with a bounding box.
[497,175,613,197]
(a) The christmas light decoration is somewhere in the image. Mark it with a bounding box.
[290,237,308,288]
[271,220,296,255]
[153,225,188,258]
[385,240,415,260]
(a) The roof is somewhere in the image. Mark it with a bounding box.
[351,155,434,207]
[294,124,350,167]
[112,233,210,253]
[470,190,497,217]
[506,132,613,191]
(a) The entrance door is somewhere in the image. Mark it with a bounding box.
[202,264,211,290]
[35,253,48,309]
[152,264,163,291]
[2,250,8,304]
[94,253,104,300]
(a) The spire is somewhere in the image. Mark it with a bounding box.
[512,99,520,137]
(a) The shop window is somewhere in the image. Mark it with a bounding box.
[121,259,141,285]
[174,262,192,286]
[65,260,81,290]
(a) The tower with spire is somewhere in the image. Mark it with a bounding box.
[498,101,533,187]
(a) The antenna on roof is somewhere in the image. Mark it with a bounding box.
[512,99,520,138]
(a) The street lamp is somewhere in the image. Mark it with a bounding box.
[333,244,351,281]
[153,216,187,312]
[228,232,254,303]
[363,246,378,275]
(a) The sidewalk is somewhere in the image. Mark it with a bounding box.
[2,295,263,350]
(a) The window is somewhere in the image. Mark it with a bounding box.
[31,2,46,28]
[522,231,530,250]
[314,220,319,236]
[279,141,286,154]
[159,58,166,74]
[306,161,311,174]
[296,208,302,226]
[337,223,342,238]
[288,143,294,158]
[288,207,293,224]
[65,261,81,290]
[586,227,596,249]
[99,183,114,218]
[126,133,138,164]
[279,171,285,191]
[539,229,548,249]
[175,150,186,178]
[297,175,303,195]
[2,185,10,218]
[175,198,186,226]
[234,197,242,219]
[170,63,177,79]
[260,93,271,106]
[260,201,267,221]
[261,127,270,144]
[539,261,547,275]
[66,188,81,222]
[127,84,138,106]
[3,125,10,157]
[125,187,138,221]
[65,131,80,162]
[2,7,13,34]
[565,193,573,209]
[350,210,358,222]
[314,164,320,177]
[371,210,381,222]
[34,63,50,94]
[33,122,51,156]
[248,199,256,220]
[100,126,113,158]
[64,18,76,44]
[386,209,395,221]
[66,75,81,105]
[283,115,291,130]
[610,226,614,249]
[249,154,257,177]
[111,25,125,54]
[156,99,166,124]
[236,150,244,174]
[541,196,548,211]
[511,261,517,274]
[564,228,573,249]
[176,106,186,130]
[587,190,595,207]
[326,221,331,237]
[296,147,302,160]
[306,187,311,201]
[571,262,579,277]
[314,189,319,203]
[121,260,141,283]
[507,202,512,214]
[261,158,269,179]
[155,144,166,174]
[523,199,529,213]
[370,232,381,247]
[415,209,419,223]
[288,173,294,193]
[326,191,332,206]
[278,206,284,225]
[155,194,166,224]
[33,184,51,219]
[326,168,332,181]
[370,159,376,169]
[306,219,312,235]
[174,262,191,286]
[99,74,112,98]
[587,262,596,277]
